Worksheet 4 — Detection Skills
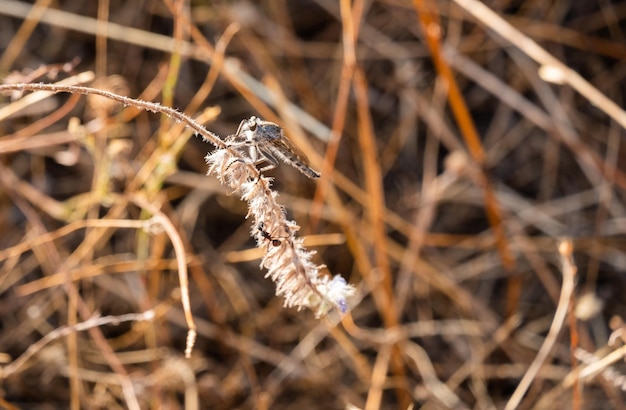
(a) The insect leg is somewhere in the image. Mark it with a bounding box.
[255,146,280,172]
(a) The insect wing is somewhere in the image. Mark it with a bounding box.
[269,132,312,166]
[253,120,311,165]
[269,136,321,178]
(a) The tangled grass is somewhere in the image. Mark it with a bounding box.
[2,1,626,409]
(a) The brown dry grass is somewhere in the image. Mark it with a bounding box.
[1,0,626,409]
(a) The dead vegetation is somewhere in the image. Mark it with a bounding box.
[1,0,626,409]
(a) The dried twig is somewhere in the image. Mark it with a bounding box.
[505,239,577,410]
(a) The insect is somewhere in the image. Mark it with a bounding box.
[256,222,285,248]
[226,116,321,179]
[258,223,281,247]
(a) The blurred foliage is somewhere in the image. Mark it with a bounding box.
[1,0,626,408]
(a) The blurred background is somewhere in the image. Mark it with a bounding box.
[1,0,626,408]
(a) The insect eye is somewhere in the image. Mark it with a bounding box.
[246,117,258,132]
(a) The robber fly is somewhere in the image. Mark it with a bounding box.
[226,116,320,179]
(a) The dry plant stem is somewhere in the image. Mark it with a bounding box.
[567,268,581,409]
[353,68,411,407]
[364,342,392,410]
[1,91,81,145]
[445,314,522,393]
[1,311,154,378]
[403,341,463,408]
[412,1,485,164]
[535,344,626,408]
[577,344,626,382]
[309,0,361,228]
[507,15,626,60]
[149,357,199,410]
[182,22,239,115]
[118,63,170,124]
[2,170,75,410]
[0,219,146,264]
[159,0,185,116]
[64,256,141,410]
[16,258,184,296]
[95,0,108,77]
[0,0,330,142]
[0,0,53,70]
[129,195,197,358]
[0,71,95,121]
[444,47,626,192]
[452,0,626,132]
[262,321,362,404]
[205,148,354,317]
[0,163,63,221]
[0,83,211,357]
[508,50,605,191]
[0,167,142,408]
[167,0,330,140]
[505,239,577,410]
[411,0,517,313]
[0,83,224,148]
[395,111,448,315]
